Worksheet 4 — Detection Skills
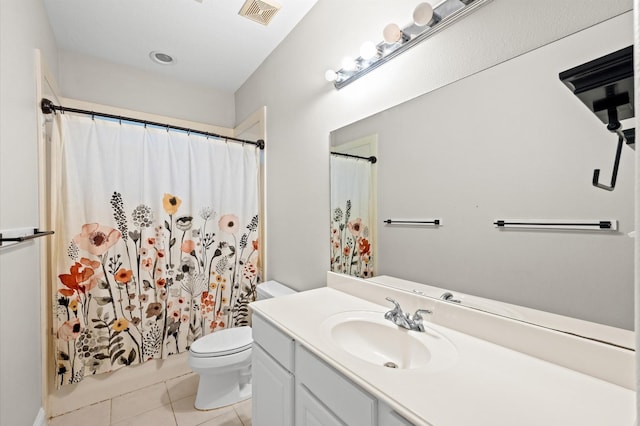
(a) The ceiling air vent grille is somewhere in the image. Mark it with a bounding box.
[239,0,281,26]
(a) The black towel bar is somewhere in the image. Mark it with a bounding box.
[0,228,55,246]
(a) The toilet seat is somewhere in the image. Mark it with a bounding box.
[190,326,252,358]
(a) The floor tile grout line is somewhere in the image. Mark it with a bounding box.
[110,399,172,424]
[166,380,180,426]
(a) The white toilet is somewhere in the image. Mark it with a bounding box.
[188,280,296,410]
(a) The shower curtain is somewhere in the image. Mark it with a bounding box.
[330,155,374,278]
[50,113,260,387]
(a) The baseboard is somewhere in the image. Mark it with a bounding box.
[33,408,46,426]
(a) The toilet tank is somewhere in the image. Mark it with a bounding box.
[256,280,296,300]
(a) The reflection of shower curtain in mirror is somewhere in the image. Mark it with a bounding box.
[330,155,374,278]
[50,113,260,387]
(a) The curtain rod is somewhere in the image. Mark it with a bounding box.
[40,98,265,149]
[330,151,377,163]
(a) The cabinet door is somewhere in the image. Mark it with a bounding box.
[252,343,294,426]
[296,384,345,426]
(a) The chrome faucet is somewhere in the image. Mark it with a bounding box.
[384,297,412,329]
[440,291,461,303]
[384,297,432,332]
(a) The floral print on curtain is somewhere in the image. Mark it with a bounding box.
[52,113,260,387]
[330,200,373,278]
[56,194,260,386]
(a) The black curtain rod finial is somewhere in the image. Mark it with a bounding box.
[41,98,55,114]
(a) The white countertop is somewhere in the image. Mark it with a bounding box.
[250,287,635,426]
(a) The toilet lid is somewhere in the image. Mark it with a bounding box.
[190,326,252,357]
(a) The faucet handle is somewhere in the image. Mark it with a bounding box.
[385,297,401,310]
[410,308,433,332]
[384,297,403,319]
[412,308,433,322]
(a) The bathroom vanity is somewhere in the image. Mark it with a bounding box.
[252,313,410,425]
[250,273,635,426]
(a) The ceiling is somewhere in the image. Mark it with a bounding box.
[43,0,319,93]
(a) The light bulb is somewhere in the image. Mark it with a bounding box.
[360,41,378,60]
[413,2,434,26]
[342,56,357,71]
[325,69,337,82]
[383,23,402,44]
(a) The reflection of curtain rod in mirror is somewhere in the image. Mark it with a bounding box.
[330,151,377,163]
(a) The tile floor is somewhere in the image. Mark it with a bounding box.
[48,373,251,426]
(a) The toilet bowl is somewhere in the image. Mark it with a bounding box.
[189,326,253,410]
[188,280,296,410]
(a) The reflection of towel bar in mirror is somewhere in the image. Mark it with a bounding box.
[493,220,617,231]
[384,219,440,226]
[0,228,55,247]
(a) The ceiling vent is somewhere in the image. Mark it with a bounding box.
[239,0,281,26]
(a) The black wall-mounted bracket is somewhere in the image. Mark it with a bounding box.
[559,45,634,191]
[592,130,625,191]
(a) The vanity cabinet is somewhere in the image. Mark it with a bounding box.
[252,314,295,426]
[252,313,413,426]
[296,343,375,426]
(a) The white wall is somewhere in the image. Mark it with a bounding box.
[59,50,236,127]
[235,0,633,295]
[0,0,58,424]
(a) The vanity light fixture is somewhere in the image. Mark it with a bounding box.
[325,0,493,89]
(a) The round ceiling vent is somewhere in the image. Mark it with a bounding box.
[149,51,175,65]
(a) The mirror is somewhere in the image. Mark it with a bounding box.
[330,12,634,346]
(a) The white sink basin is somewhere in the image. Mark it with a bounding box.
[321,311,458,372]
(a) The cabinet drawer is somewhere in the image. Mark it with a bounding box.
[296,344,376,426]
[252,313,295,371]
